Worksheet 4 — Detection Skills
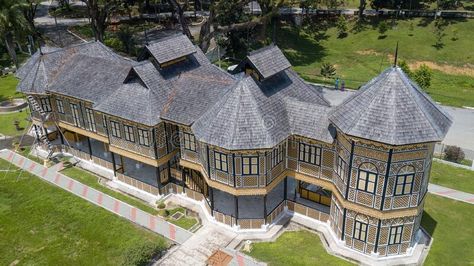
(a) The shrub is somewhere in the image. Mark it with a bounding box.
[320,62,336,79]
[104,37,122,52]
[157,202,166,209]
[398,60,413,77]
[121,241,166,266]
[378,21,388,36]
[434,18,446,49]
[336,15,348,38]
[413,64,432,90]
[444,145,465,164]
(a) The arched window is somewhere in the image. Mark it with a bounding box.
[353,215,369,242]
[394,165,415,196]
[357,163,378,194]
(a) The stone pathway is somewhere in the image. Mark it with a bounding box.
[158,224,237,266]
[428,183,474,204]
[0,149,193,244]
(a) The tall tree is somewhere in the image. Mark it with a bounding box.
[0,0,29,67]
[167,0,193,39]
[81,0,119,42]
[198,0,285,53]
[358,0,366,19]
[22,0,41,35]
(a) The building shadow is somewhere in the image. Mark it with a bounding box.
[421,210,437,237]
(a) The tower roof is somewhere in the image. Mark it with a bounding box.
[192,70,332,150]
[329,67,452,145]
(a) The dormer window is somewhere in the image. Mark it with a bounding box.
[242,45,291,81]
[143,34,196,68]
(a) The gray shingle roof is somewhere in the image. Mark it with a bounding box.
[145,34,196,65]
[191,69,332,150]
[329,67,453,145]
[159,49,236,125]
[95,62,170,126]
[246,45,291,79]
[16,41,134,100]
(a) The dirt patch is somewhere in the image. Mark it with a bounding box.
[409,61,474,77]
[356,50,474,77]
[355,49,383,56]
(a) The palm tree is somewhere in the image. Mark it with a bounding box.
[0,0,29,68]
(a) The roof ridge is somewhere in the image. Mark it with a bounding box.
[395,68,451,139]
[330,68,392,115]
[334,69,390,133]
[248,44,277,56]
[396,67,452,123]
[147,33,185,46]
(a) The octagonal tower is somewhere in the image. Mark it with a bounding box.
[328,67,452,256]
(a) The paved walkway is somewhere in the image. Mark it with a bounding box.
[428,183,474,204]
[0,149,193,244]
[0,148,259,265]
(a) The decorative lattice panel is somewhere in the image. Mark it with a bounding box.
[356,191,374,207]
[322,149,335,167]
[393,196,410,209]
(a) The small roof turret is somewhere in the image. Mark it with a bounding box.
[241,45,291,80]
[329,67,452,145]
[143,33,196,66]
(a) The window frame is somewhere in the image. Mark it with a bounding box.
[298,143,321,166]
[102,114,107,129]
[353,220,368,242]
[336,155,347,179]
[110,120,121,138]
[388,225,403,245]
[394,173,414,196]
[137,128,150,147]
[271,144,284,168]
[242,156,259,175]
[214,151,228,173]
[123,125,135,142]
[40,98,52,112]
[183,132,196,151]
[69,103,81,127]
[357,169,378,194]
[85,108,96,132]
[55,99,64,114]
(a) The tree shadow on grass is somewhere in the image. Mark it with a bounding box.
[276,26,327,67]
[421,210,438,237]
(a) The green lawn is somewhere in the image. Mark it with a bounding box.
[422,194,474,265]
[245,230,354,265]
[0,110,29,136]
[60,166,159,215]
[158,207,199,230]
[0,74,20,101]
[430,160,474,194]
[275,18,474,107]
[0,74,28,137]
[0,159,167,265]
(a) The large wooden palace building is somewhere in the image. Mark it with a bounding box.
[16,34,452,257]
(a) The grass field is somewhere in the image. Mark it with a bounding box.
[0,159,167,265]
[245,230,354,265]
[276,18,474,107]
[430,160,474,194]
[422,194,474,265]
[0,110,29,136]
[0,74,28,137]
[61,166,160,215]
[0,74,20,101]
[245,194,474,266]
